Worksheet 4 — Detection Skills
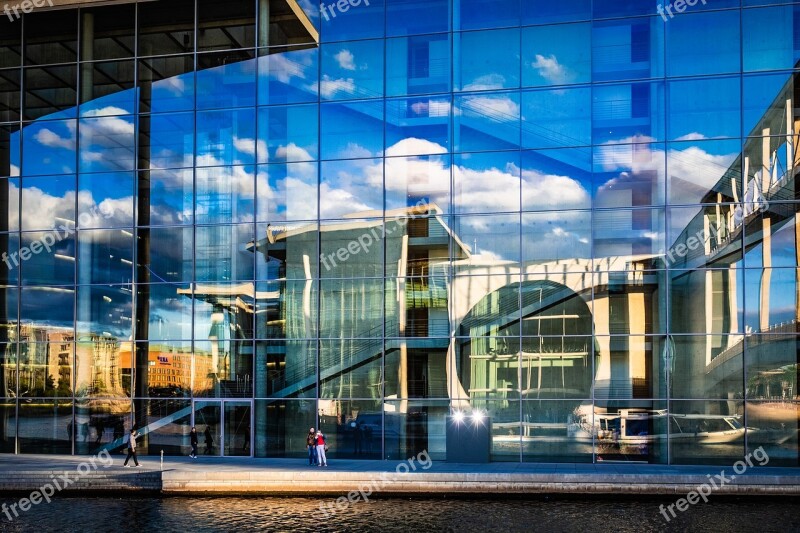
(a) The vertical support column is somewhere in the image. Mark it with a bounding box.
[258,0,270,48]
[80,12,94,103]
[398,234,408,415]
[760,133,773,333]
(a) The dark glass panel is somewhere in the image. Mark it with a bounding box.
[81,4,136,61]
[0,68,20,122]
[23,65,77,120]
[198,0,255,51]
[254,399,316,458]
[138,0,195,57]
[18,399,72,453]
[669,400,745,465]
[138,55,196,114]
[0,18,21,68]
[318,399,383,459]
[24,10,78,65]
[521,400,593,463]
[255,340,317,398]
[79,60,135,115]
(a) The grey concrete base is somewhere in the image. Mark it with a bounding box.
[1,455,800,497]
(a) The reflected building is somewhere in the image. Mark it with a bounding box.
[0,0,798,466]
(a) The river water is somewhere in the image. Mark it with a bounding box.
[0,496,798,533]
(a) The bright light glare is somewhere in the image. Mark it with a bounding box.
[471,410,485,423]
[453,410,465,423]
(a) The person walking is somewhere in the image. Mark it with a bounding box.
[189,427,198,458]
[315,431,328,467]
[306,427,317,466]
[204,426,214,455]
[123,428,140,467]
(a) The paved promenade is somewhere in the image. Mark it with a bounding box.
[0,454,799,496]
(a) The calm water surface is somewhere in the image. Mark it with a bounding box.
[1,496,798,532]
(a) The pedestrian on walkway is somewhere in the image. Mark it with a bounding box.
[315,431,328,467]
[306,427,317,465]
[123,428,140,467]
[189,427,198,458]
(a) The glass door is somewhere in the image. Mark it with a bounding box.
[193,401,221,456]
[223,401,252,457]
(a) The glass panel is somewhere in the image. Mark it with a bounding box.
[319,338,382,398]
[320,100,383,160]
[384,154,450,212]
[320,0,385,43]
[22,119,77,176]
[384,346,449,398]
[592,401,668,463]
[24,65,77,121]
[136,284,193,342]
[522,209,591,264]
[20,286,72,332]
[522,23,590,88]
[196,51,256,110]
[0,68,20,123]
[320,40,384,101]
[522,0,591,25]
[133,399,191,455]
[255,340,317,398]
[145,169,194,226]
[319,159,382,218]
[193,400,221,456]
[198,0,255,51]
[455,29,520,91]
[319,278,383,336]
[387,0,449,36]
[257,104,318,163]
[666,10,740,77]
[254,398,317,458]
[669,269,745,335]
[138,226,193,285]
[743,5,800,72]
[138,55,196,114]
[455,0,519,30]
[746,334,798,400]
[76,228,134,285]
[257,46,318,106]
[521,148,591,212]
[593,142,665,208]
[138,0,194,57]
[78,172,133,228]
[20,174,74,231]
[222,401,251,456]
[79,60,135,116]
[668,76,741,141]
[254,280,317,339]
[746,401,798,467]
[74,397,131,454]
[18,339,73,398]
[0,126,20,178]
[318,398,383,459]
[79,114,136,173]
[76,283,132,340]
[386,96,450,155]
[0,399,15,453]
[196,109,256,166]
[386,34,451,97]
[0,19,21,68]
[521,400,593,462]
[667,139,742,207]
[195,224,254,282]
[24,10,78,65]
[256,163,318,223]
[666,205,743,270]
[593,208,665,260]
[592,18,664,82]
[454,91,520,152]
[669,400,745,465]
[82,4,135,61]
[471,399,521,461]
[592,82,665,145]
[137,342,193,397]
[255,222,319,280]
[18,398,72,453]
[20,231,76,286]
[671,334,743,399]
[521,87,590,149]
[453,152,518,214]
[382,399,446,461]
[196,166,255,224]
[593,1,657,18]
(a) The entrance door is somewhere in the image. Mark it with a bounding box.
[193,400,252,457]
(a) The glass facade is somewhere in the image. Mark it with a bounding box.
[0,0,798,466]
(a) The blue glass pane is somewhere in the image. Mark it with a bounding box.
[384,154,450,211]
[320,100,384,160]
[20,175,75,231]
[522,0,591,25]
[320,0,385,42]
[147,112,194,169]
[257,47,318,106]
[743,72,794,136]
[386,96,451,155]
[79,114,136,173]
[320,158,383,218]
[592,82,665,145]
[593,143,666,208]
[196,54,257,110]
[455,0,519,30]
[666,10,740,77]
[321,40,384,100]
[77,172,134,228]
[386,35,451,97]
[743,5,800,72]
[141,56,195,113]
[521,148,592,212]
[592,18,664,82]
[522,23,590,87]
[522,87,590,149]
[258,104,318,164]
[22,119,77,176]
[667,139,741,206]
[196,109,257,166]
[147,169,194,226]
[455,28,520,91]
[455,91,520,152]
[386,0,449,36]
[257,162,319,222]
[196,166,256,224]
[454,152,520,214]
[594,1,658,18]
[668,76,741,140]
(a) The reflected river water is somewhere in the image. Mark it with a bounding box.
[0,496,798,533]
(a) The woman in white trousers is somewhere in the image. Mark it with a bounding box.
[315,431,328,467]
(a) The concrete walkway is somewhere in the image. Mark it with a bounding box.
[0,455,799,496]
